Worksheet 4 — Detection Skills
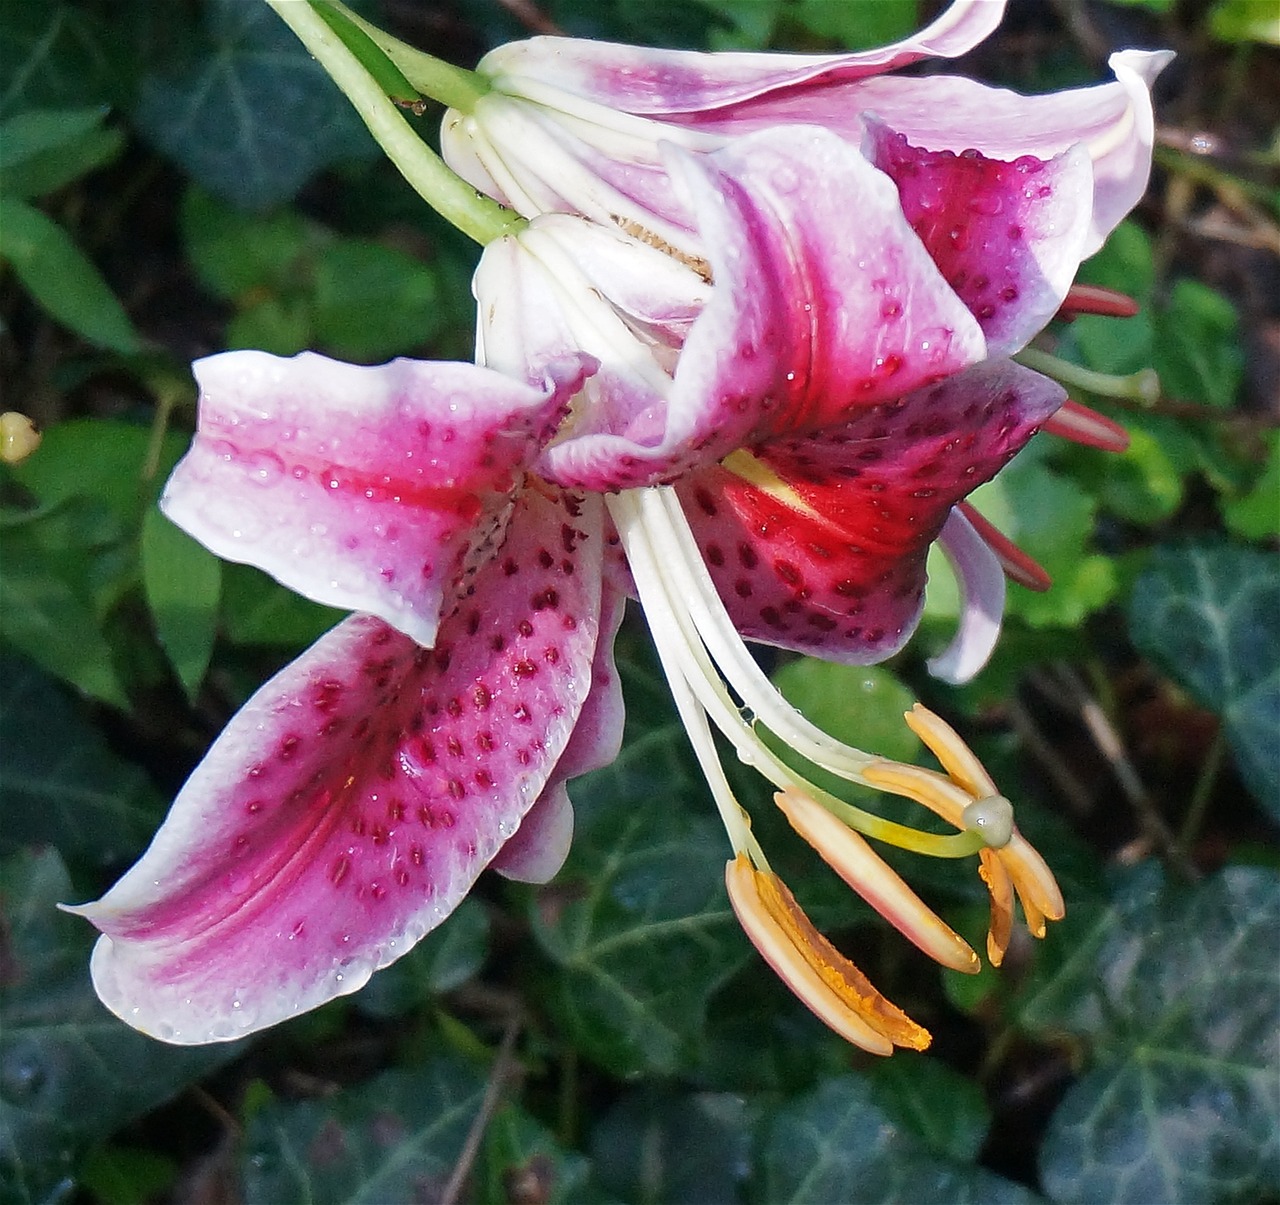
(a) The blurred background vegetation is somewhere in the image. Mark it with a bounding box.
[1,1,1277,1202]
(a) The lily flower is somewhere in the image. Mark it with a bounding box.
[69,7,1160,1048]
[439,0,1170,275]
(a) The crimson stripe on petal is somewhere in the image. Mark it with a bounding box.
[678,360,1064,663]
[74,488,605,1043]
[164,351,589,648]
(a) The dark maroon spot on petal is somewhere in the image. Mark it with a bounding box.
[735,579,753,598]
[706,543,725,567]
[278,735,301,761]
[512,703,531,722]
[517,619,534,638]
[465,611,481,636]
[502,558,518,576]
[513,659,538,677]
[395,868,411,887]
[330,856,350,887]
[446,736,464,758]
[476,732,494,752]
[438,810,456,828]
[447,779,465,800]
[445,698,463,718]
[491,634,506,652]
[738,543,759,570]
[473,683,492,710]
[562,614,577,631]
[475,769,494,789]
[774,560,802,588]
[410,845,425,865]
[245,800,264,815]
[537,549,554,569]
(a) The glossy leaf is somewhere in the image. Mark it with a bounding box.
[242,1057,488,1205]
[1130,544,1280,818]
[868,1056,991,1163]
[528,726,746,1078]
[0,0,115,119]
[756,1074,1041,1204]
[0,850,241,1204]
[589,1088,750,1205]
[0,652,161,867]
[353,898,490,1020]
[1021,864,1280,1205]
[134,0,375,212]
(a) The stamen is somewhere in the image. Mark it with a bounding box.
[724,854,931,1054]
[1016,346,1160,405]
[1,412,41,465]
[1042,400,1130,452]
[1058,282,1140,319]
[956,503,1052,593]
[777,790,979,973]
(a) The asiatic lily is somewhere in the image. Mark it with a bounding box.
[69,1,1164,1049]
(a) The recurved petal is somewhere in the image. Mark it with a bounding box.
[540,125,987,491]
[164,351,590,648]
[865,123,1094,356]
[69,488,605,1044]
[675,360,1064,663]
[928,507,1006,685]
[479,1,1004,116]
[809,49,1171,257]
[490,576,626,883]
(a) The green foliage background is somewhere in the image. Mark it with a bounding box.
[1,1,1277,1203]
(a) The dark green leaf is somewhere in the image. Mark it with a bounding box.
[792,0,920,48]
[6,418,184,526]
[0,108,108,174]
[589,1088,750,1205]
[134,0,375,212]
[76,1146,178,1205]
[180,187,312,300]
[313,239,443,361]
[0,1,116,120]
[868,1056,991,1163]
[0,850,242,1205]
[0,505,130,708]
[141,509,222,701]
[529,727,747,1078]
[0,197,139,353]
[1153,279,1244,410]
[756,1074,1041,1204]
[1130,544,1280,817]
[1022,865,1280,1205]
[242,1057,488,1205]
[0,123,125,201]
[0,651,161,867]
[220,563,345,647]
[477,1104,598,1205]
[354,898,489,1019]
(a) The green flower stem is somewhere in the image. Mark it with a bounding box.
[1017,346,1162,405]
[265,0,522,246]
[323,0,490,112]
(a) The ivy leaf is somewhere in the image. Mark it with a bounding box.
[756,1074,1041,1204]
[0,1,116,120]
[868,1057,991,1163]
[477,1103,599,1205]
[1129,544,1280,819]
[134,0,375,212]
[1021,865,1280,1205]
[242,1057,488,1205]
[0,651,161,867]
[353,898,489,1020]
[0,850,242,1205]
[589,1088,750,1204]
[528,726,747,1078]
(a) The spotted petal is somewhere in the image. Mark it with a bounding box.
[69,487,607,1043]
[724,50,1171,258]
[864,124,1093,356]
[164,351,591,647]
[675,360,1064,663]
[538,126,986,492]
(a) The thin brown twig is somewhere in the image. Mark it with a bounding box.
[492,0,564,36]
[439,1015,523,1205]
[1007,695,1095,818]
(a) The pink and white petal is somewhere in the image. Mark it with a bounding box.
[164,351,590,648]
[675,359,1064,663]
[445,96,707,259]
[68,487,605,1044]
[927,507,1006,685]
[491,576,626,882]
[865,124,1094,356]
[479,1,1004,116]
[539,126,986,492]
[806,50,1171,256]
